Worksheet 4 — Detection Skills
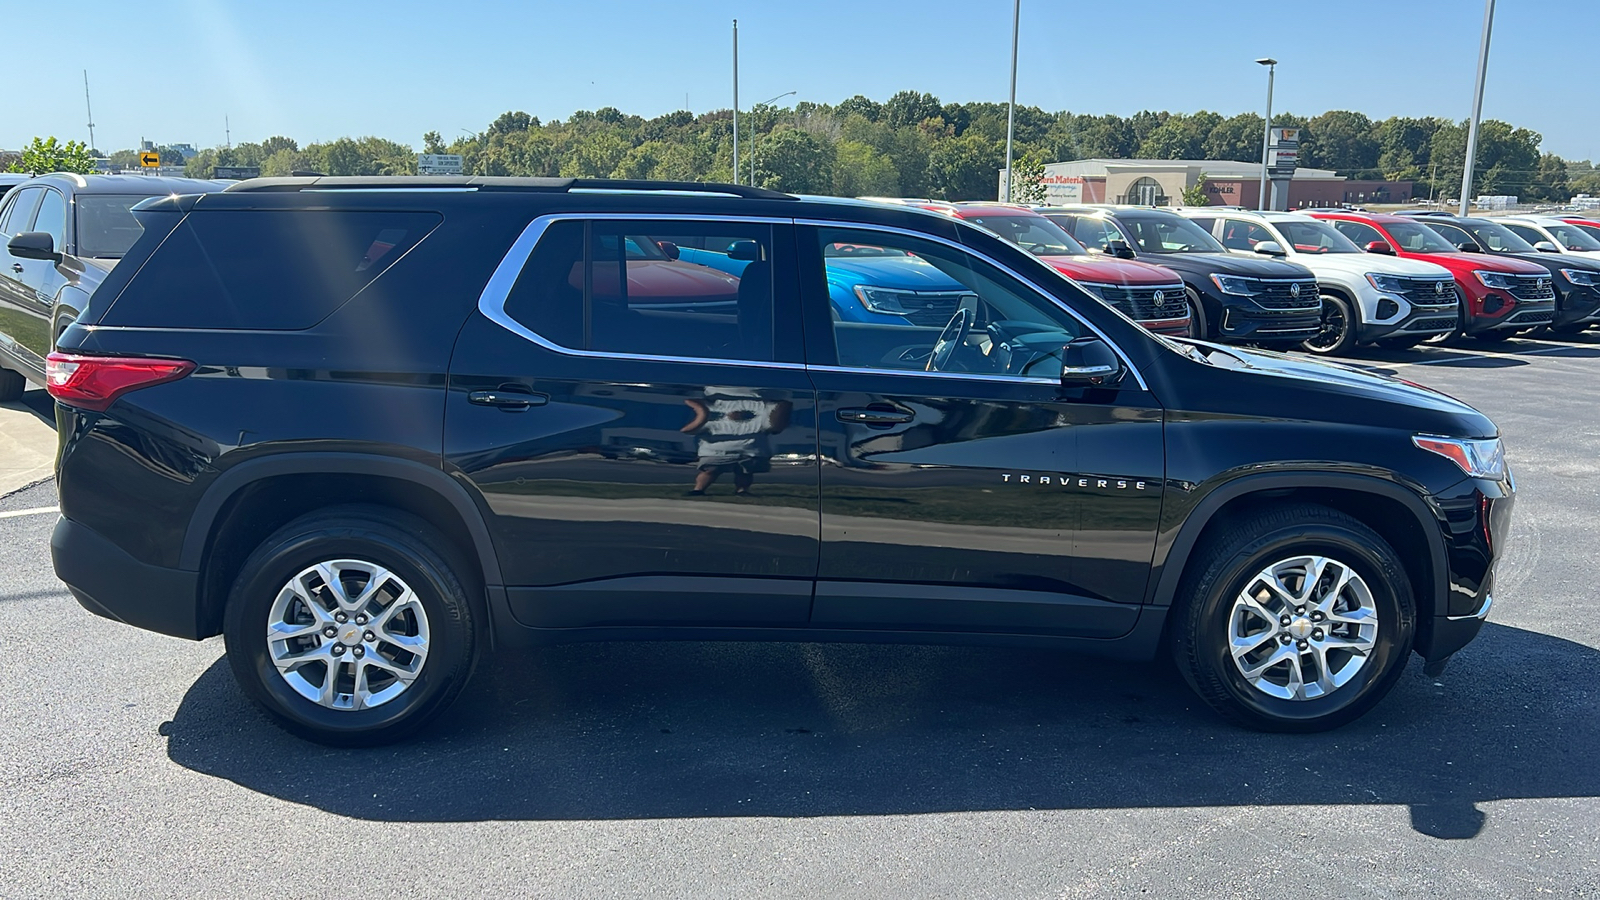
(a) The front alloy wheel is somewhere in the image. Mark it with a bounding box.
[1303,294,1358,355]
[1228,555,1378,701]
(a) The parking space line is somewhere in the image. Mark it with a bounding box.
[0,507,57,520]
[1362,343,1597,371]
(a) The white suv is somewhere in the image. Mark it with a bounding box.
[1177,209,1457,355]
[1493,215,1600,261]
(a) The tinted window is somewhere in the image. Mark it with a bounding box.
[1501,223,1547,247]
[31,190,66,245]
[1331,220,1384,247]
[817,227,1082,378]
[1461,221,1536,253]
[504,219,775,362]
[962,214,1083,257]
[1274,220,1361,253]
[1215,218,1275,251]
[1548,223,1600,251]
[1384,221,1458,253]
[1,189,43,236]
[74,195,154,258]
[1424,221,1477,249]
[1063,215,1121,251]
[103,210,440,329]
[1120,214,1224,253]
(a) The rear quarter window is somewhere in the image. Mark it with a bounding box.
[101,210,442,329]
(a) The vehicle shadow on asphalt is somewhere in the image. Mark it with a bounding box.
[0,388,56,427]
[163,622,1595,840]
[1334,331,1600,373]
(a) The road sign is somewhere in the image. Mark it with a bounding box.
[139,151,160,168]
[417,153,463,176]
[213,166,260,180]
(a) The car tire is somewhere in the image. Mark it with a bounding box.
[223,505,478,746]
[0,367,23,403]
[1170,504,1415,732]
[1376,336,1421,350]
[1302,294,1359,355]
[1184,288,1208,340]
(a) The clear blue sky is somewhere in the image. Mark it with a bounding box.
[9,0,1596,161]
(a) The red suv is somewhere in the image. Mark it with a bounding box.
[888,201,1192,336]
[1312,211,1554,343]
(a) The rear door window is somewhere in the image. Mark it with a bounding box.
[101,210,441,329]
[31,190,67,248]
[1331,220,1384,247]
[1,189,43,236]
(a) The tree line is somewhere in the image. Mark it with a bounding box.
[14,91,1600,201]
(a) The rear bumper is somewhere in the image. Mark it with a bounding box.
[52,516,203,640]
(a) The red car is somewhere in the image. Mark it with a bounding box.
[895,201,1192,336]
[1561,217,1600,243]
[1310,211,1553,342]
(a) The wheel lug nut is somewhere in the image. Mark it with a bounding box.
[1280,615,1292,626]
[1296,607,1306,615]
[1296,640,1309,650]
[322,626,337,638]
[364,630,376,642]
[1311,611,1325,622]
[1312,629,1324,640]
[335,612,348,623]
[352,647,364,658]
[355,615,367,625]
[1280,634,1293,645]
[332,644,346,655]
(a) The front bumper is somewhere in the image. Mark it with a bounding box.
[1555,287,1600,328]
[1358,298,1458,342]
[1420,473,1515,662]
[52,516,204,640]
[1215,301,1322,341]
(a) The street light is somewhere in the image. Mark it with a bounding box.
[1459,0,1496,216]
[1256,57,1276,211]
[750,90,797,186]
[1004,0,1020,202]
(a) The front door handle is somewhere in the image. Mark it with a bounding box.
[837,407,914,425]
[10,264,21,273]
[468,389,548,411]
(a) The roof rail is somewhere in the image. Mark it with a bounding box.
[225,175,794,199]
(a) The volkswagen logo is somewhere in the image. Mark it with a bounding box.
[1539,279,1550,290]
[1152,290,1165,307]
[1435,281,1447,295]
[1290,283,1302,298]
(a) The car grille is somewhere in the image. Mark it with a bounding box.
[889,292,968,326]
[1507,308,1554,326]
[1097,284,1189,322]
[1404,316,1458,333]
[1510,274,1556,301]
[1251,279,1322,310]
[1399,278,1459,307]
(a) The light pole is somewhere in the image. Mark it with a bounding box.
[1003,0,1020,202]
[1255,57,1276,211]
[732,19,740,185]
[1459,0,1496,216]
[749,91,797,186]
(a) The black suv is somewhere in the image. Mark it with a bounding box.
[0,174,229,401]
[49,177,1513,745]
[1039,205,1321,346]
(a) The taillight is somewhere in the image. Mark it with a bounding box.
[45,352,196,411]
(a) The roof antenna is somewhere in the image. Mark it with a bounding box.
[83,70,96,153]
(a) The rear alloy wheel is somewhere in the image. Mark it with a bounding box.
[1302,294,1359,355]
[224,506,477,746]
[1172,504,1414,731]
[0,367,23,403]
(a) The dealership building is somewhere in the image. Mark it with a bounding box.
[1000,159,1415,209]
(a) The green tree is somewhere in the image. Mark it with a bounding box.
[1011,151,1048,205]
[1304,110,1378,173]
[1180,172,1211,206]
[883,91,944,129]
[753,128,835,193]
[832,139,899,197]
[927,131,1003,200]
[10,137,96,174]
[422,131,446,155]
[1203,113,1265,162]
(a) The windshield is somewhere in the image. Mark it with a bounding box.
[1424,221,1478,249]
[964,213,1085,257]
[1275,220,1363,254]
[74,194,153,258]
[1120,214,1225,253]
[1548,223,1600,251]
[1384,220,1459,253]
[1460,220,1536,253]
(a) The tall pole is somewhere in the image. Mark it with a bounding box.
[1459,0,1496,217]
[1256,58,1276,211]
[732,19,740,186]
[83,70,96,153]
[1003,0,1020,202]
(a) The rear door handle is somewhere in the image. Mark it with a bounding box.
[468,389,548,411]
[836,407,914,425]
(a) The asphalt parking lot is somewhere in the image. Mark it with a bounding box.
[1,332,1597,899]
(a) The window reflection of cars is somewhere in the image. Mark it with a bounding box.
[824,243,977,325]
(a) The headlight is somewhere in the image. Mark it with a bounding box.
[852,286,912,315]
[1210,274,1258,296]
[1559,267,1600,288]
[1365,273,1409,293]
[1414,435,1509,481]
[1076,282,1108,299]
[1474,270,1519,290]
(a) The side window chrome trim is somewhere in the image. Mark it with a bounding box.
[809,364,1058,386]
[476,212,805,370]
[794,218,1150,391]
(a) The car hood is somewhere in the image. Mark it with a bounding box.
[1177,339,1496,435]
[1143,251,1312,278]
[1040,255,1181,286]
[825,255,966,291]
[1492,250,1600,272]
[1395,250,1547,275]
[1282,251,1452,278]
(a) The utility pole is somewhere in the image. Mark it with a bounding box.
[83,71,96,153]
[732,19,740,186]
[1003,0,1020,202]
[1459,0,1496,216]
[225,115,231,150]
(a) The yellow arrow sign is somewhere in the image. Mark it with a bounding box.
[139,151,160,168]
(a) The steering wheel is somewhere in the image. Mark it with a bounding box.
[927,307,972,372]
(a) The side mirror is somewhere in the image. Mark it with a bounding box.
[8,231,60,262]
[727,240,762,261]
[1252,240,1286,257]
[1533,240,1560,253]
[1106,240,1136,259]
[1059,336,1124,388]
[1456,241,1482,253]
[655,240,680,260]
[1364,240,1395,255]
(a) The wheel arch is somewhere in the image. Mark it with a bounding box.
[182,453,505,639]
[1150,472,1447,653]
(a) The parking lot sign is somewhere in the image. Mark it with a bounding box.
[139,151,160,168]
[417,153,463,176]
